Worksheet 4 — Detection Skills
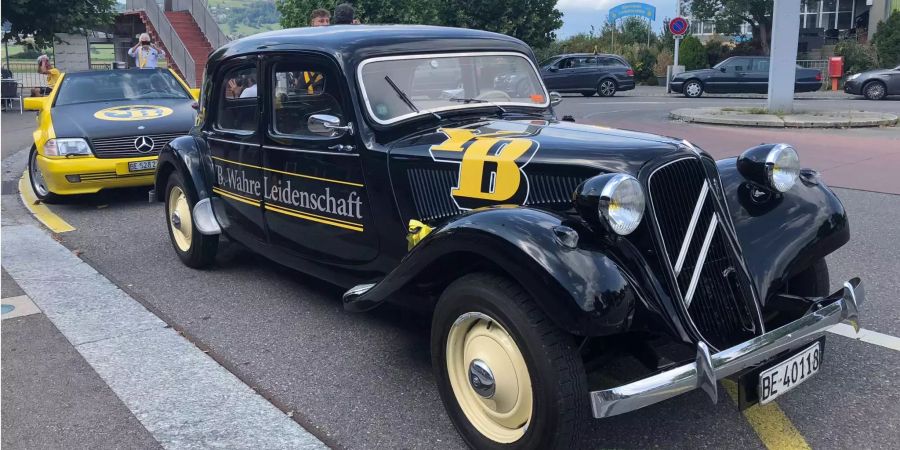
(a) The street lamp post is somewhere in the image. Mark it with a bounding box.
[767,0,802,113]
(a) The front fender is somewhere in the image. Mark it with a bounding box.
[345,207,641,336]
[153,133,212,202]
[717,158,849,303]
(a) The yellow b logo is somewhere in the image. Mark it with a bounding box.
[93,105,174,121]
[430,128,539,209]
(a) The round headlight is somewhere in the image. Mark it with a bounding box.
[599,174,645,235]
[766,144,800,192]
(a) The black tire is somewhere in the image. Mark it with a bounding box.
[431,272,588,450]
[597,79,617,97]
[863,80,887,100]
[580,91,595,97]
[683,79,704,98]
[28,146,62,204]
[785,258,830,297]
[164,171,218,268]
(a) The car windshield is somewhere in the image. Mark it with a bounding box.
[358,52,548,125]
[54,69,191,106]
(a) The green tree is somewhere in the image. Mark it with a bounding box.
[1,0,117,47]
[690,0,772,54]
[679,35,707,70]
[872,11,900,67]
[835,40,878,74]
[658,18,675,52]
[276,0,562,49]
[618,17,655,47]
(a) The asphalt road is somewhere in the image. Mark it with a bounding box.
[4,93,900,449]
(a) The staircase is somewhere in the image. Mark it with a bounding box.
[165,11,213,84]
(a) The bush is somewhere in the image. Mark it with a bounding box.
[679,36,706,70]
[654,49,673,77]
[872,11,900,67]
[835,40,878,74]
[704,38,730,68]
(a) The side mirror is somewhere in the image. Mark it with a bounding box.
[24,97,47,111]
[189,88,201,101]
[720,67,727,72]
[308,114,354,136]
[548,66,558,72]
[549,91,562,107]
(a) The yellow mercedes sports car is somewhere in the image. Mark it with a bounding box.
[24,68,198,202]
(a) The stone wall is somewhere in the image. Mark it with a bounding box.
[53,33,90,72]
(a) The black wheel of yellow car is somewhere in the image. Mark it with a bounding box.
[431,272,588,450]
[165,172,218,268]
[28,146,61,204]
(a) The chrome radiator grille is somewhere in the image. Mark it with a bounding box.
[90,133,184,159]
[647,157,759,350]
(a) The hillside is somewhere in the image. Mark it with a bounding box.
[208,0,282,39]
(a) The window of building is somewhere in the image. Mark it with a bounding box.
[217,65,258,132]
[800,0,820,28]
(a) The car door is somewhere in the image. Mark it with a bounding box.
[712,57,750,93]
[576,56,599,90]
[543,58,573,90]
[887,68,900,94]
[261,53,377,264]
[206,58,267,245]
[747,58,770,93]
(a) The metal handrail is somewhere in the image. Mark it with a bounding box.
[173,0,230,50]
[125,0,198,86]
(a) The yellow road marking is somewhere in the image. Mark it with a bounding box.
[723,380,811,450]
[18,172,75,233]
[210,156,364,187]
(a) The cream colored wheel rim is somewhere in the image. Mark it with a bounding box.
[446,312,533,443]
[168,185,193,252]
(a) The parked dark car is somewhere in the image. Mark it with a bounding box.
[844,65,900,100]
[671,56,823,98]
[154,25,863,449]
[540,53,635,97]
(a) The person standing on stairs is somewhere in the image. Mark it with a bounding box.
[128,33,166,69]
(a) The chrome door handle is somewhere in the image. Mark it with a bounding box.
[328,144,355,152]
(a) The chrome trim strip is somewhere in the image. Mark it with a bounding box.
[683,215,718,309]
[263,145,359,157]
[356,51,550,126]
[207,136,255,147]
[674,180,708,276]
[590,278,864,419]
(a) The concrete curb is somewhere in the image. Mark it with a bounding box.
[670,107,899,128]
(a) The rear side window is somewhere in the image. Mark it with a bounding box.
[216,65,258,132]
[753,59,770,72]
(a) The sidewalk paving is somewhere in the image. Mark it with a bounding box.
[591,85,858,99]
[670,106,899,128]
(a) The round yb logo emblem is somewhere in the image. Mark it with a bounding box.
[94,105,173,121]
[134,136,155,153]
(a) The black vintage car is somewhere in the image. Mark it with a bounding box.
[843,65,900,100]
[540,53,636,97]
[154,26,863,449]
[670,56,823,98]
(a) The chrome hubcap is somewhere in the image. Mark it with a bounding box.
[171,211,182,229]
[601,81,614,95]
[30,151,49,197]
[687,83,701,96]
[469,359,496,399]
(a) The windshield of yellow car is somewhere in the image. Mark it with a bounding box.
[54,69,191,106]
[358,52,549,125]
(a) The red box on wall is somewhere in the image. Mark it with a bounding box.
[829,57,844,78]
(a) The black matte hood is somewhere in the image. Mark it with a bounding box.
[50,98,196,140]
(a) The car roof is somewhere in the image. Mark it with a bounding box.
[209,25,534,70]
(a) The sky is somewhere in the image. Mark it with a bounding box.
[557,0,680,38]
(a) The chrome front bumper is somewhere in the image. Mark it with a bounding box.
[590,278,864,418]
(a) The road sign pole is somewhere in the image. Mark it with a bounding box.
[674,37,680,66]
[767,0,802,113]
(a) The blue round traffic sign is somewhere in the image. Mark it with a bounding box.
[670,17,689,36]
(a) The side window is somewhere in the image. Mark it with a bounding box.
[584,57,598,66]
[272,63,343,137]
[725,58,750,72]
[559,58,576,69]
[753,59,770,73]
[216,65,258,132]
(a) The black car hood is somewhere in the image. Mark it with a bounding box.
[50,98,196,140]
[390,118,688,177]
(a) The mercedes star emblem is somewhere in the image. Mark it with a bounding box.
[134,136,155,153]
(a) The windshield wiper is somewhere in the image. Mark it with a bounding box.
[384,75,441,120]
[448,97,507,114]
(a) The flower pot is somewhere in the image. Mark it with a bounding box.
[656,76,667,87]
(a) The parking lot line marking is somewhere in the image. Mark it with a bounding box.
[723,380,811,450]
[17,172,75,233]
[829,324,900,352]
